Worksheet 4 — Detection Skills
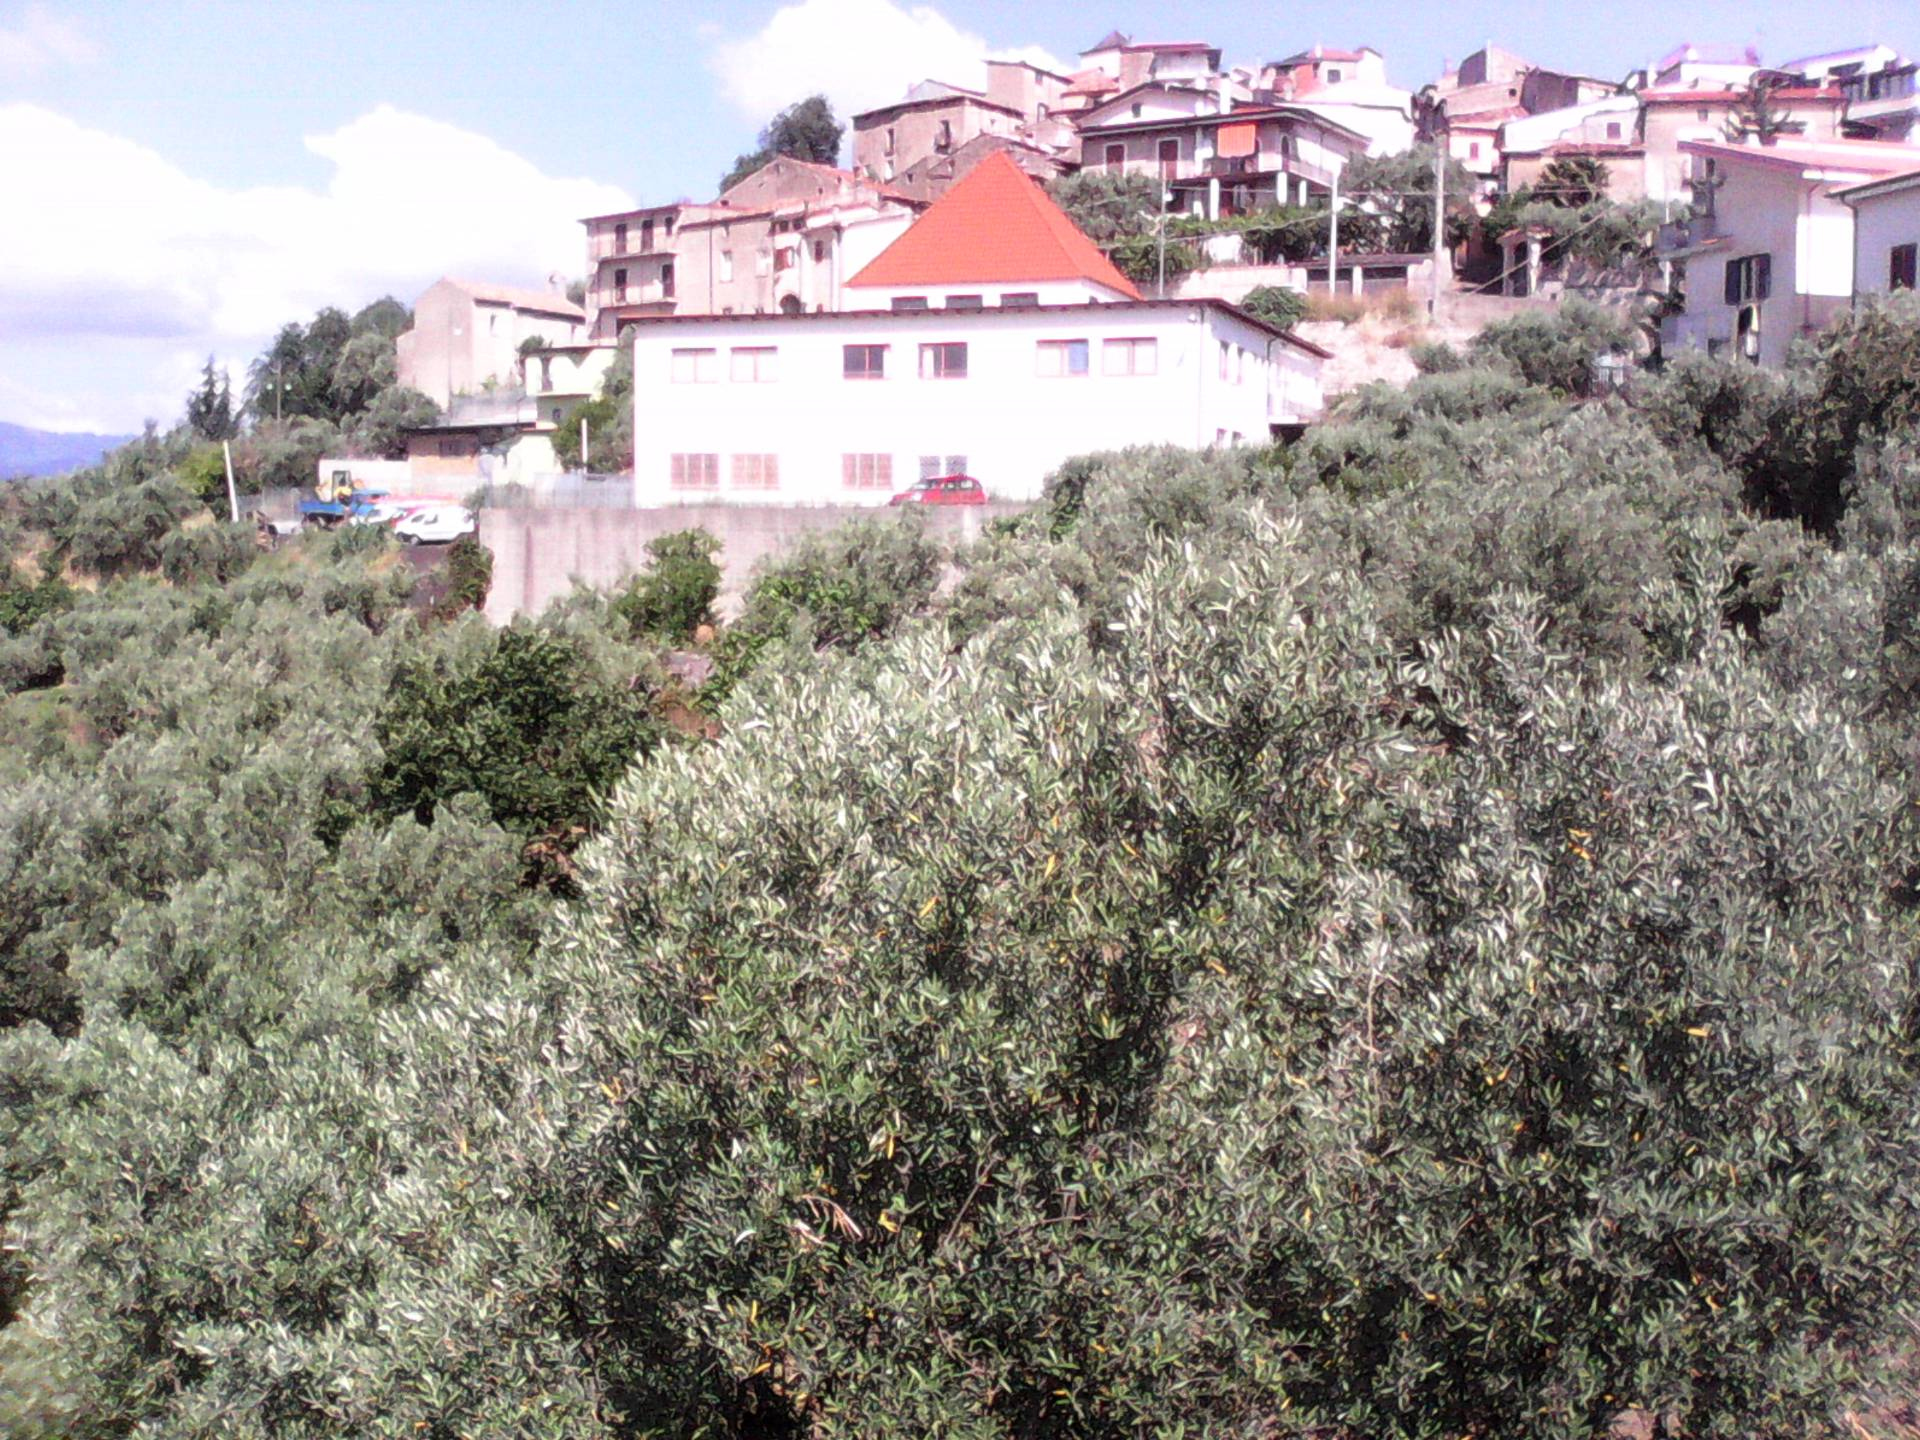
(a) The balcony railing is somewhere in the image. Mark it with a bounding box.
[589,232,673,261]
[596,280,675,308]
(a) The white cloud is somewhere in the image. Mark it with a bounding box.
[709,0,1066,126]
[0,4,96,79]
[0,102,631,431]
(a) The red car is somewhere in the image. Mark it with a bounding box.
[889,474,986,506]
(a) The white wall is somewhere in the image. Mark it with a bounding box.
[1668,161,1816,367]
[844,280,1132,309]
[1851,185,1920,299]
[629,304,1314,507]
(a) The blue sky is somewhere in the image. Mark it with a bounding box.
[3,0,1918,431]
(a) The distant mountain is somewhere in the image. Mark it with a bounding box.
[0,421,138,480]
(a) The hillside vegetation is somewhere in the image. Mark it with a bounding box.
[4,298,1920,1439]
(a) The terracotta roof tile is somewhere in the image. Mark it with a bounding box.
[846,152,1141,298]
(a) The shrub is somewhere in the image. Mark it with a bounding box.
[157,521,256,587]
[1471,297,1637,396]
[709,515,942,697]
[1409,338,1465,373]
[367,621,663,886]
[433,534,494,621]
[0,573,74,637]
[1238,283,1309,331]
[610,529,721,643]
[63,477,202,579]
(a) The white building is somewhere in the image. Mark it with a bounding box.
[1835,167,1920,299]
[1662,139,1920,366]
[626,153,1327,507]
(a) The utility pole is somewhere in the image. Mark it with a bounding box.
[1430,141,1446,319]
[1327,164,1340,295]
[221,440,239,523]
[580,416,590,470]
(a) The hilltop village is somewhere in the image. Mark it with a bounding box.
[349,31,1920,517]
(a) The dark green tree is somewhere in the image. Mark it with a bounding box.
[611,528,722,643]
[721,94,845,190]
[349,295,412,341]
[1536,153,1611,207]
[1048,169,1160,242]
[1342,141,1477,252]
[1237,283,1309,330]
[183,357,236,441]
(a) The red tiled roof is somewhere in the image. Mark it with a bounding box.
[846,151,1142,298]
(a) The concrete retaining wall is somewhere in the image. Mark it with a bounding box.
[480,502,1027,625]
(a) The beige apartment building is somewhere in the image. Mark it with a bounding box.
[852,83,1026,183]
[581,203,682,341]
[394,278,586,409]
[583,159,920,336]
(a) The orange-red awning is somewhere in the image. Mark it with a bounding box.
[1217,122,1257,159]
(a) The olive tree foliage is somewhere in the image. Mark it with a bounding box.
[11,297,1920,1438]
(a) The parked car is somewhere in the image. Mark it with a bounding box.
[393,507,478,545]
[888,474,986,506]
[353,501,417,527]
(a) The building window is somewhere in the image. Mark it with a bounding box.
[920,342,968,378]
[1606,122,1622,140]
[1001,292,1040,307]
[774,245,796,271]
[730,454,780,490]
[641,218,654,250]
[613,267,628,301]
[662,262,675,297]
[1131,102,1143,118]
[1036,339,1090,376]
[891,296,929,311]
[920,454,967,479]
[843,344,887,379]
[1158,137,1180,177]
[1325,67,1342,83]
[670,348,719,383]
[1723,253,1772,305]
[1698,108,1710,121]
[669,453,719,489]
[614,222,628,252]
[814,239,828,262]
[731,346,777,382]
[936,119,953,152]
[886,126,896,155]
[1104,337,1158,375]
[551,406,563,422]
[1893,243,1918,291]
[719,251,734,282]
[946,294,984,309]
[1470,141,1482,159]
[843,453,894,489]
[1105,142,1126,169]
